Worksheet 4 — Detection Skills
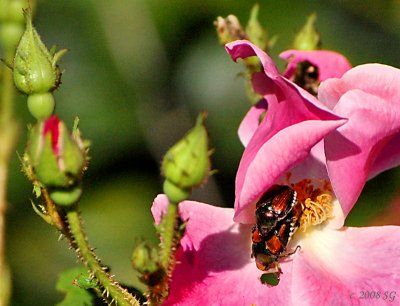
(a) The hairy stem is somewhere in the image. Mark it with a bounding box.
[160,200,178,270]
[66,209,141,306]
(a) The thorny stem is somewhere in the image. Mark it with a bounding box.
[0,49,19,306]
[146,200,180,305]
[41,188,68,233]
[66,209,141,306]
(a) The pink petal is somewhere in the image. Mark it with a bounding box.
[293,226,400,306]
[319,63,400,110]
[284,141,328,184]
[152,195,293,305]
[325,89,400,217]
[238,99,268,146]
[280,50,351,81]
[235,119,346,224]
[225,40,280,80]
[226,40,333,112]
[370,133,400,179]
[225,40,346,223]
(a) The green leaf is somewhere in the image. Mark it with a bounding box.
[55,267,94,306]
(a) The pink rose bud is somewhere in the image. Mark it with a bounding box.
[27,115,86,205]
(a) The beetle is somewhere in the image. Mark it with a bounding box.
[251,185,303,274]
[293,60,320,96]
[255,185,298,237]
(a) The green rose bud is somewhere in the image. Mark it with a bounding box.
[27,115,85,206]
[131,242,160,275]
[293,13,321,51]
[13,9,66,95]
[161,113,211,203]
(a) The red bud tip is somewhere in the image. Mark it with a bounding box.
[43,115,60,155]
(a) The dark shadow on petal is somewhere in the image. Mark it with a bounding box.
[325,130,361,161]
[252,72,285,102]
[195,223,252,272]
[166,224,253,303]
[254,98,268,111]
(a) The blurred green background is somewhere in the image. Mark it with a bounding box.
[2,0,400,304]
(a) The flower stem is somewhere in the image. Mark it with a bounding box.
[1,50,15,123]
[160,200,179,270]
[0,49,19,306]
[66,209,141,306]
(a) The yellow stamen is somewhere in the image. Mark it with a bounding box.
[299,193,333,232]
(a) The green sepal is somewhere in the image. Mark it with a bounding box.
[13,9,66,95]
[27,122,41,163]
[293,13,321,51]
[245,4,268,51]
[60,123,85,179]
[162,113,210,190]
[30,199,52,225]
[35,133,68,186]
